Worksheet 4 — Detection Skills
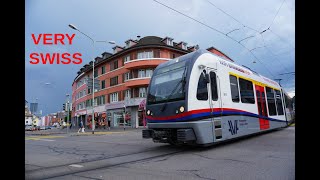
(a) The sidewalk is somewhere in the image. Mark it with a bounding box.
[25,126,146,136]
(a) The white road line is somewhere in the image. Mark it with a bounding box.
[69,164,84,168]
[38,139,55,142]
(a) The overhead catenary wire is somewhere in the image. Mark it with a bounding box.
[226,28,240,36]
[205,0,260,33]
[268,0,286,29]
[205,0,294,54]
[260,34,292,73]
[152,0,276,78]
[203,0,294,77]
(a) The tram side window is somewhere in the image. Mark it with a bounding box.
[275,90,284,115]
[266,87,277,116]
[285,94,293,110]
[229,75,239,102]
[239,78,255,104]
[197,73,208,100]
[210,72,218,101]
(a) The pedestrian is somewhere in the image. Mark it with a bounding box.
[108,118,111,130]
[78,120,84,133]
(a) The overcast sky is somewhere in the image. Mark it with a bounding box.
[25,0,295,116]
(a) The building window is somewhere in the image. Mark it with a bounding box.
[94,69,98,78]
[210,72,218,101]
[86,99,92,107]
[124,55,130,63]
[94,97,98,106]
[101,66,106,74]
[146,69,153,77]
[110,92,119,102]
[171,53,176,59]
[125,72,130,81]
[154,49,160,58]
[139,87,147,98]
[88,88,91,94]
[182,43,187,50]
[110,60,118,71]
[275,89,284,115]
[197,72,208,100]
[138,69,146,78]
[110,76,118,86]
[239,78,255,104]
[101,80,105,89]
[266,87,277,116]
[137,51,153,59]
[77,80,85,88]
[101,95,105,105]
[167,39,173,46]
[229,75,240,102]
[125,89,131,99]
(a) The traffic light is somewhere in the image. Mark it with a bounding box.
[63,103,65,111]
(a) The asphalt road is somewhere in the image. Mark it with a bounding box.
[25,126,295,180]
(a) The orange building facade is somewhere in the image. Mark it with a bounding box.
[71,36,233,129]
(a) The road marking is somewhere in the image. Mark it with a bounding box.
[69,164,83,168]
[25,135,65,141]
[38,139,55,142]
[73,131,127,136]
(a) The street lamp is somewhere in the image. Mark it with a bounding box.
[66,94,70,134]
[68,24,115,134]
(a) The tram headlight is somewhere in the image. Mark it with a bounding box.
[179,106,185,113]
[147,110,151,116]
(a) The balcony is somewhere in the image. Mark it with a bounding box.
[125,77,150,88]
[124,58,170,70]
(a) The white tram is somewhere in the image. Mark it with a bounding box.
[143,49,295,146]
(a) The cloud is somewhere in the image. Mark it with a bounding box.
[26,0,295,115]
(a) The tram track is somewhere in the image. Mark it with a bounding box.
[26,145,190,180]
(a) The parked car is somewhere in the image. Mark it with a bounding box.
[25,125,33,131]
[40,126,51,130]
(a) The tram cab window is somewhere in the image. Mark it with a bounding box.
[275,89,284,115]
[239,78,255,104]
[266,87,277,116]
[210,72,218,101]
[229,75,239,102]
[197,72,208,100]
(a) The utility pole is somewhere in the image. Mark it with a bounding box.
[66,94,70,134]
[123,105,126,131]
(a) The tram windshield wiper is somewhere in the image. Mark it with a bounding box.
[160,67,187,112]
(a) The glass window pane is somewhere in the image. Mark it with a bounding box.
[266,87,277,116]
[239,78,255,104]
[197,73,208,100]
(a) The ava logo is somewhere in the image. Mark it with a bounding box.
[228,120,239,135]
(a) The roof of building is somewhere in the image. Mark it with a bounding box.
[73,36,233,83]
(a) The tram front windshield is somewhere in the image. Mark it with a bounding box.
[147,61,186,105]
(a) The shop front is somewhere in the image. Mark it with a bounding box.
[75,110,87,128]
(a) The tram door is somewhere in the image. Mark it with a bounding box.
[208,69,223,140]
[255,85,269,130]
